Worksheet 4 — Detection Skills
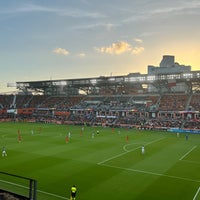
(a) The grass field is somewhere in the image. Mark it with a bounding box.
[0,122,200,200]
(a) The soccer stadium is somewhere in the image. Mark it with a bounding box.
[1,55,200,200]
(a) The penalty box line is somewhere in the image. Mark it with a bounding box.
[97,137,165,165]
[179,145,197,161]
[193,187,200,200]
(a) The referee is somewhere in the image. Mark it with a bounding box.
[70,185,77,200]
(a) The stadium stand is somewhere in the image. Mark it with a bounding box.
[0,55,199,130]
[0,93,199,131]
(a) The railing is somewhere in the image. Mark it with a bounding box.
[0,171,37,200]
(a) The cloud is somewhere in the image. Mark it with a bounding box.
[105,23,115,31]
[53,48,69,56]
[78,53,86,58]
[96,41,144,55]
[150,1,200,15]
[0,3,105,19]
[134,38,143,43]
[60,9,105,18]
[0,3,58,14]
[122,1,200,24]
[131,47,145,54]
[96,41,131,55]
[71,22,118,31]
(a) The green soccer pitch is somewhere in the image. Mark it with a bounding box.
[0,122,200,200]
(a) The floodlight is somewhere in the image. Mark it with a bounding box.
[90,79,97,84]
[147,75,156,81]
[109,77,115,81]
[183,73,193,79]
[60,81,67,85]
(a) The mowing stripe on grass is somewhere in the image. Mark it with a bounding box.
[193,187,200,200]
[97,149,132,165]
[0,179,69,200]
[98,137,165,165]
[37,189,69,200]
[179,145,197,161]
[180,160,200,165]
[101,163,200,183]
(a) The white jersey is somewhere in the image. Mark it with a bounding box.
[2,147,7,157]
[141,146,145,154]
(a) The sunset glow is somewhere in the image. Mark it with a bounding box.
[0,0,199,92]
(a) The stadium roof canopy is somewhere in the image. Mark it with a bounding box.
[13,71,200,96]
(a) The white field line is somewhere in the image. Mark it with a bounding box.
[97,149,135,165]
[123,142,144,152]
[179,145,197,161]
[193,187,200,200]
[98,137,165,165]
[101,163,200,183]
[0,179,69,200]
[0,179,27,189]
[180,160,200,165]
[37,189,69,200]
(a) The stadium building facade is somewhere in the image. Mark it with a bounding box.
[12,55,199,96]
[148,55,192,93]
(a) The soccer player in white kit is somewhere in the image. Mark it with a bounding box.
[2,146,7,157]
[141,146,145,154]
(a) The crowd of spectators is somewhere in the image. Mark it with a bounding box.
[0,93,200,130]
[0,192,20,200]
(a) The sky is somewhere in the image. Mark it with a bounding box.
[0,0,200,93]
